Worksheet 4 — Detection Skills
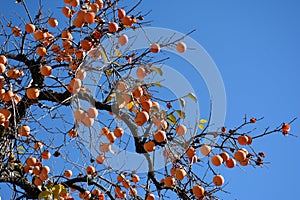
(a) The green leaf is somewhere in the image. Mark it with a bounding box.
[38,191,52,200]
[151,67,163,76]
[186,93,197,102]
[153,81,163,88]
[167,114,177,124]
[179,98,185,108]
[176,110,186,119]
[198,124,205,130]
[199,119,208,124]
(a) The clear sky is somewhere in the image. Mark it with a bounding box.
[139,0,300,199]
[0,0,300,199]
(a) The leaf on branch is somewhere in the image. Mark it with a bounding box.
[38,191,52,200]
[105,69,113,76]
[186,92,197,102]
[176,110,186,119]
[105,92,116,103]
[112,61,120,66]
[179,98,185,108]
[167,114,177,124]
[200,119,208,124]
[17,145,25,154]
[52,184,65,195]
[198,124,205,130]
[115,49,123,57]
[151,67,163,76]
[153,81,163,88]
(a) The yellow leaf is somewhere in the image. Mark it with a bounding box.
[38,191,52,200]
[52,184,65,195]
[126,101,134,111]
[151,67,163,76]
[17,145,25,150]
[198,124,205,130]
[167,114,177,124]
[105,69,113,76]
[200,119,208,124]
[186,93,197,102]
[153,81,162,88]
[179,98,185,108]
[115,49,123,57]
[105,93,116,103]
[176,110,186,119]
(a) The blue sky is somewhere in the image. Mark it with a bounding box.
[139,0,300,199]
[0,0,300,199]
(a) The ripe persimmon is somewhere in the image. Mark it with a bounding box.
[68,129,78,138]
[150,43,160,53]
[192,185,205,198]
[118,8,126,19]
[34,141,43,150]
[118,34,128,46]
[0,55,7,64]
[154,130,167,143]
[37,47,47,56]
[41,150,51,160]
[25,24,36,33]
[134,111,149,126]
[62,6,71,18]
[108,22,119,33]
[40,65,52,76]
[234,150,247,162]
[176,42,187,53]
[82,116,94,127]
[26,88,40,99]
[113,127,124,138]
[164,176,175,187]
[186,147,196,158]
[131,174,140,183]
[40,166,50,175]
[64,170,72,178]
[81,39,93,51]
[250,118,256,123]
[90,3,100,12]
[18,125,30,137]
[121,16,133,26]
[175,167,187,180]
[219,151,229,162]
[213,174,224,186]
[143,140,155,152]
[211,155,223,166]
[282,123,290,133]
[86,165,96,175]
[146,193,155,200]
[132,86,144,98]
[84,12,95,24]
[238,135,249,145]
[70,0,79,7]
[26,156,37,166]
[96,154,106,164]
[136,67,146,79]
[33,177,43,186]
[106,132,116,143]
[225,158,236,168]
[200,144,211,156]
[48,18,58,27]
[176,124,187,136]
[87,107,98,118]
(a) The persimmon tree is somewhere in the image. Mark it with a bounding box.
[0,0,295,199]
